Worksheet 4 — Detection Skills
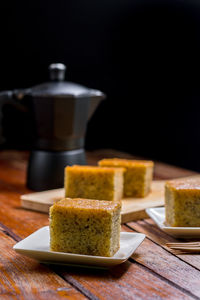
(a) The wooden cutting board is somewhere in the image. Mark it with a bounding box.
[21,180,165,223]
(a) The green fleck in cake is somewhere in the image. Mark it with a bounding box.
[65,165,124,201]
[98,158,154,197]
[165,178,200,227]
[50,198,121,256]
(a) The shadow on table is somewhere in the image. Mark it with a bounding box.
[48,259,132,279]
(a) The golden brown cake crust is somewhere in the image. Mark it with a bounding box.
[166,178,200,191]
[99,158,154,168]
[52,198,121,212]
[66,165,125,173]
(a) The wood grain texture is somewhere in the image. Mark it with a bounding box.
[0,181,192,300]
[52,261,195,300]
[0,229,86,300]
[122,225,200,299]
[0,207,196,299]
[0,149,199,300]
[0,179,49,239]
[127,219,200,270]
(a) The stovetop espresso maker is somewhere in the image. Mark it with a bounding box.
[0,63,105,191]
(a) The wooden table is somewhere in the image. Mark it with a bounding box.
[0,149,199,300]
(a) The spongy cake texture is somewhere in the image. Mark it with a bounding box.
[165,178,200,227]
[50,198,121,256]
[98,158,154,197]
[65,165,124,201]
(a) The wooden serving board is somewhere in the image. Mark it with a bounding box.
[21,180,165,223]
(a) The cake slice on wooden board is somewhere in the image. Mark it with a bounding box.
[165,178,200,227]
[49,198,121,256]
[65,165,124,201]
[98,158,154,198]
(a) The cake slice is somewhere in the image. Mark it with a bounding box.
[165,178,200,227]
[98,158,154,197]
[65,165,124,201]
[50,198,121,256]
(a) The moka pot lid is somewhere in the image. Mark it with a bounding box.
[25,63,105,99]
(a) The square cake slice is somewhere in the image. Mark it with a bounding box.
[165,178,200,227]
[98,158,154,197]
[65,165,124,201]
[50,198,121,256]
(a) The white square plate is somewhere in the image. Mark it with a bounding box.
[13,226,145,268]
[146,207,200,238]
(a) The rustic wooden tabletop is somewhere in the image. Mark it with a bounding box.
[0,149,199,300]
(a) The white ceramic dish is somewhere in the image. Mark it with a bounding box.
[13,226,145,268]
[146,207,200,238]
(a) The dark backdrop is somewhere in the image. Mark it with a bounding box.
[0,0,200,171]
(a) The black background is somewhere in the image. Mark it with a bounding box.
[0,0,200,171]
